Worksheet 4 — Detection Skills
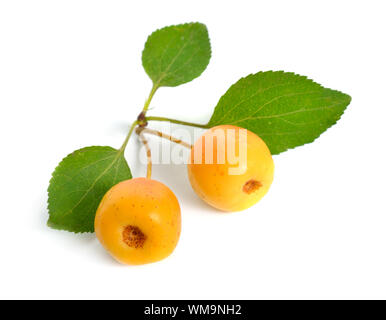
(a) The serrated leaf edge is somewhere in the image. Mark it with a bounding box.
[209,71,352,154]
[142,22,212,88]
[47,146,127,234]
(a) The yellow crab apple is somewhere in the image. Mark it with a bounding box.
[188,125,274,211]
[95,178,181,265]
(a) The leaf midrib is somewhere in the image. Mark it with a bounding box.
[212,80,302,124]
[229,96,344,125]
[59,150,124,218]
[154,24,196,87]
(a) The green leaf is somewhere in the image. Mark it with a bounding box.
[208,71,351,154]
[47,146,132,233]
[142,22,211,88]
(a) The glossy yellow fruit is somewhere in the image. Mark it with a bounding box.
[188,125,274,212]
[95,178,181,265]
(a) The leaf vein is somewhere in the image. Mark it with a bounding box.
[59,150,123,218]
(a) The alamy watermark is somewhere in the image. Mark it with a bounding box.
[137,123,248,175]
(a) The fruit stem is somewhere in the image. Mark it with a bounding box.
[145,116,210,129]
[136,127,152,179]
[139,127,192,149]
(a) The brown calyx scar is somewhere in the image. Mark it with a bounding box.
[123,226,147,248]
[243,179,263,194]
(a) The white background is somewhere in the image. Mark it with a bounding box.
[1,0,385,299]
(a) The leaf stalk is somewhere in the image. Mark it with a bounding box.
[145,116,209,129]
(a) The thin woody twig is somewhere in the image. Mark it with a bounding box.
[138,127,192,149]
